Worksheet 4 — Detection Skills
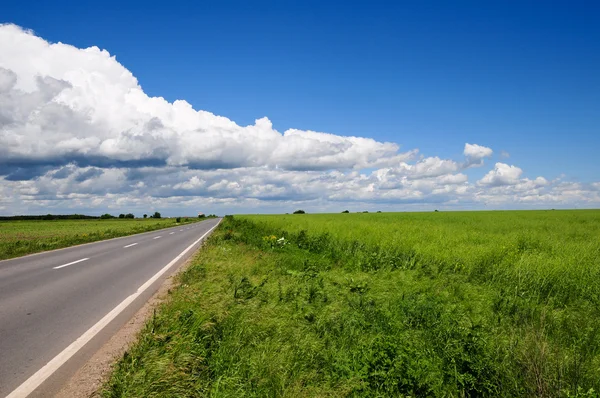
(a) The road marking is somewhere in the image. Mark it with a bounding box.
[123,243,138,248]
[7,219,221,398]
[153,236,161,240]
[52,258,89,270]
[180,229,184,232]
[169,232,175,235]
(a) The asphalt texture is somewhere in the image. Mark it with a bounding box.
[0,218,221,397]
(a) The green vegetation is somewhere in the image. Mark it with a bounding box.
[104,210,600,397]
[0,217,200,260]
[0,214,98,221]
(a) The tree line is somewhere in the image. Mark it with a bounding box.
[0,212,218,221]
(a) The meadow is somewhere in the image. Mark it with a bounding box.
[104,210,600,397]
[0,218,200,260]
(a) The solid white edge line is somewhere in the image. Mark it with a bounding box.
[52,258,90,270]
[123,243,138,248]
[7,219,221,398]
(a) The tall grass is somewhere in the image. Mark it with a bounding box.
[246,211,600,308]
[104,211,600,397]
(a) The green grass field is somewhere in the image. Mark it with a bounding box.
[104,210,600,397]
[0,218,201,260]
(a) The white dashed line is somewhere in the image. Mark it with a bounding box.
[180,229,184,232]
[123,243,138,248]
[53,258,89,270]
[169,232,175,235]
[153,236,162,240]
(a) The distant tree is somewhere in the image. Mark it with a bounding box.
[153,211,161,219]
[118,214,125,219]
[362,211,369,213]
[293,210,306,214]
[125,213,134,219]
[143,214,147,219]
[434,209,439,212]
[198,214,206,218]
[342,210,349,213]
[176,217,181,223]
[377,211,382,213]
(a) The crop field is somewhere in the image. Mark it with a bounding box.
[0,218,200,260]
[104,210,600,397]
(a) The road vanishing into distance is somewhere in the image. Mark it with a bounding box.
[0,218,221,397]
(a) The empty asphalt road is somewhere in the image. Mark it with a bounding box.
[0,218,221,397]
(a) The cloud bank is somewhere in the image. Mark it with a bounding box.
[0,24,598,215]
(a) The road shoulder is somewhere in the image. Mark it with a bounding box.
[54,248,198,398]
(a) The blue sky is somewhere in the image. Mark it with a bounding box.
[0,1,599,214]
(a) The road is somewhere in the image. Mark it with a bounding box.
[0,218,221,397]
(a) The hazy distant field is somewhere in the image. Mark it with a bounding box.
[0,218,199,260]
[105,210,600,397]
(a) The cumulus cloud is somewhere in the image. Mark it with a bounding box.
[477,162,551,190]
[373,157,462,190]
[478,163,523,186]
[464,143,493,167]
[0,24,414,174]
[0,23,598,214]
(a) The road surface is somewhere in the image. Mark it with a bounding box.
[0,218,221,397]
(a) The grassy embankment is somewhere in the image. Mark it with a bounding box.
[0,217,203,260]
[104,210,600,397]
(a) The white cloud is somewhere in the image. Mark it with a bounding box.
[478,163,523,186]
[464,143,493,167]
[0,24,598,215]
[173,176,205,190]
[0,24,414,173]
